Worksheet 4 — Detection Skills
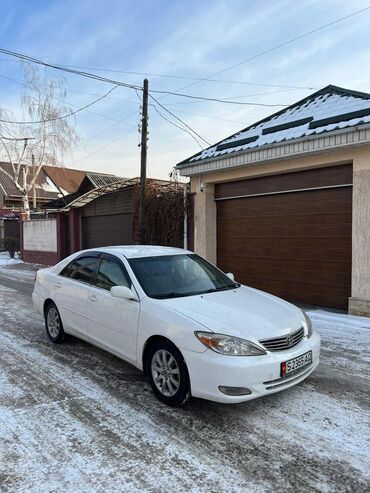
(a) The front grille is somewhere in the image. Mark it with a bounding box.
[259,327,304,351]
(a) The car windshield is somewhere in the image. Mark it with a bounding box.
[128,254,239,299]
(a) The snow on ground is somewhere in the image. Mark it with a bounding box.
[0,251,22,266]
[0,254,42,283]
[0,278,369,492]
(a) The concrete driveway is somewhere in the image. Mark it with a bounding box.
[0,265,369,493]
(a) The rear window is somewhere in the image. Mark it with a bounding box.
[60,256,99,284]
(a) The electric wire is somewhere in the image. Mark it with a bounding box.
[0,85,118,124]
[160,6,370,96]
[151,104,205,149]
[0,49,290,106]
[1,5,369,106]
[149,94,211,146]
[0,58,319,90]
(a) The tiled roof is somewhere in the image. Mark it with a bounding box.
[0,164,123,201]
[0,209,19,219]
[177,85,370,166]
[43,166,86,194]
[0,162,60,200]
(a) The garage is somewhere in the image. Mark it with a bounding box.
[216,164,352,309]
[81,188,134,249]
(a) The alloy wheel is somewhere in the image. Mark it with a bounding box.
[47,307,60,338]
[151,349,181,397]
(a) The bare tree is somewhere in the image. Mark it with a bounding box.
[0,65,80,216]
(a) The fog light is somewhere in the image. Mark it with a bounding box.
[218,386,251,396]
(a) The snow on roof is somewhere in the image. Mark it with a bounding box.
[37,175,61,194]
[0,162,60,200]
[178,85,370,166]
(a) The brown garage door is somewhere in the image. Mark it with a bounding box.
[216,165,352,310]
[82,214,133,249]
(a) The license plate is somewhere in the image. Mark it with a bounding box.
[281,350,312,378]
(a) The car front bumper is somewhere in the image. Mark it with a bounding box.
[183,331,321,403]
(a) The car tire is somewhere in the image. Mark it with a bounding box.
[45,302,65,343]
[146,340,191,407]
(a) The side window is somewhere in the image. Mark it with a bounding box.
[60,256,98,285]
[95,258,130,291]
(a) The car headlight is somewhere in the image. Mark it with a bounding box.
[303,312,313,338]
[195,332,266,356]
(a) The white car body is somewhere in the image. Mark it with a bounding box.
[32,245,320,404]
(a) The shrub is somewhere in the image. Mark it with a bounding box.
[4,236,20,259]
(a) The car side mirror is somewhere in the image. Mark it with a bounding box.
[226,272,235,281]
[110,285,138,301]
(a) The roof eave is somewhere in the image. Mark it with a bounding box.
[177,124,370,177]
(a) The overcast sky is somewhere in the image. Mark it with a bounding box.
[0,0,369,179]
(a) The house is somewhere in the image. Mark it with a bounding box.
[0,163,122,257]
[0,162,122,211]
[176,85,370,317]
[0,162,63,210]
[21,178,185,264]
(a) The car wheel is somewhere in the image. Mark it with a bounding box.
[147,340,190,407]
[45,302,65,343]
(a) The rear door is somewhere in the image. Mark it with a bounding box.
[86,253,140,363]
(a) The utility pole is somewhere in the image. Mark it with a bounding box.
[31,153,37,210]
[139,78,149,244]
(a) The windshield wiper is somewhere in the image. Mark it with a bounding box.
[155,292,189,299]
[202,283,240,294]
[154,283,240,299]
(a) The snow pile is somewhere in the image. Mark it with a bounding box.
[0,251,22,266]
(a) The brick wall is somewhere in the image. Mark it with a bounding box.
[22,250,58,266]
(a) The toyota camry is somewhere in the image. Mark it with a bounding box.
[32,246,320,406]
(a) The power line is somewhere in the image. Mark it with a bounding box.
[0,49,290,106]
[0,69,293,108]
[0,48,142,90]
[0,57,320,90]
[161,6,370,96]
[0,6,368,109]
[152,104,205,149]
[164,88,307,106]
[168,108,247,125]
[0,85,118,124]
[149,94,211,146]
[84,109,139,142]
[0,58,319,90]
[0,72,137,128]
[72,128,136,164]
[150,89,287,106]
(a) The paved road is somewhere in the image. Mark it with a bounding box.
[0,272,34,296]
[0,272,369,493]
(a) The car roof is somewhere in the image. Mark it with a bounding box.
[96,245,192,259]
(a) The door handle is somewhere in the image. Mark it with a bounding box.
[55,282,62,288]
[89,294,97,302]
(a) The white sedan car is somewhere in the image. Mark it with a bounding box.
[33,246,320,406]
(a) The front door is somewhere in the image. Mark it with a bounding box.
[86,254,140,364]
[57,254,100,337]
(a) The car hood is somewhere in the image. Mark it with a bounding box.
[161,286,305,341]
